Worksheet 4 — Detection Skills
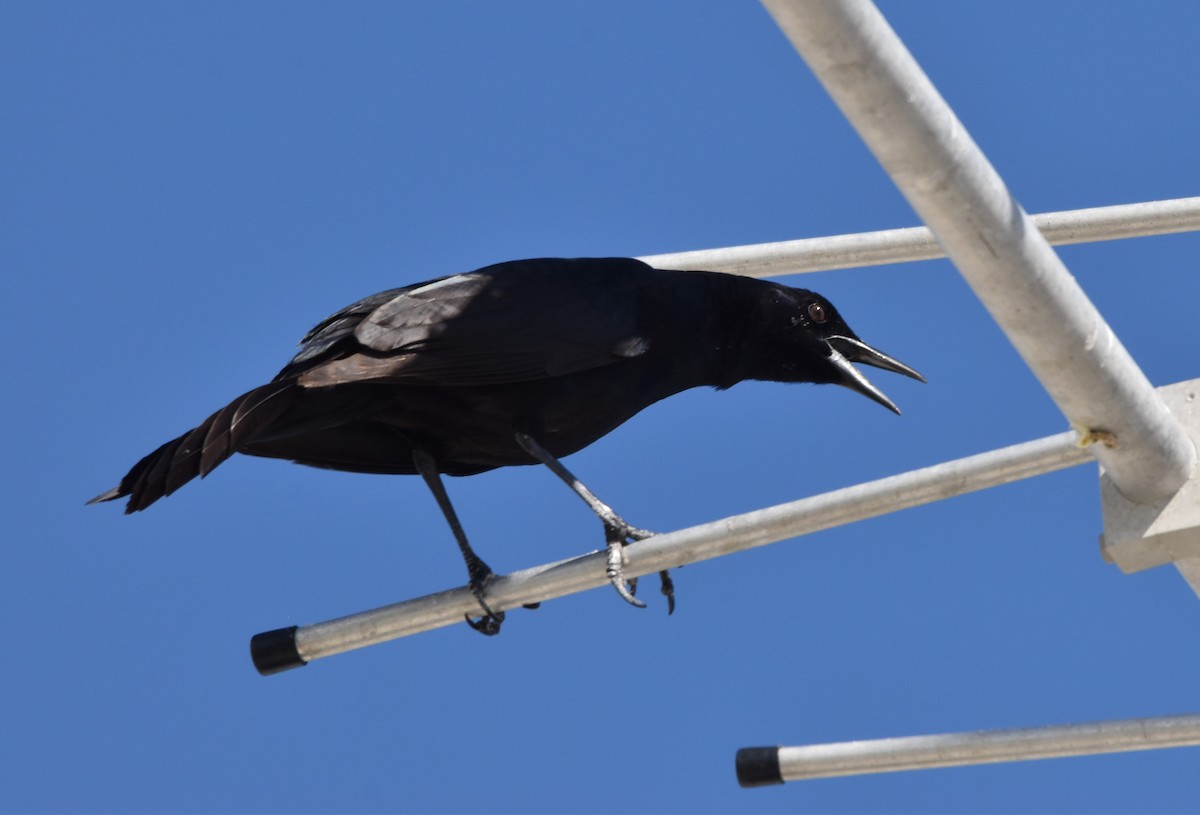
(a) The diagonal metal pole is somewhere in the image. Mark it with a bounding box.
[760,0,1195,505]
[251,429,1092,674]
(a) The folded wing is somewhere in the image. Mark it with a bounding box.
[287,257,653,388]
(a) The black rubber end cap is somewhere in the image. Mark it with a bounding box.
[250,626,307,676]
[736,747,784,788]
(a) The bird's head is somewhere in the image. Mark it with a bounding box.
[746,284,925,414]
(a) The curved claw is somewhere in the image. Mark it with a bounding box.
[659,570,675,615]
[609,570,647,608]
[465,570,506,636]
[465,611,504,636]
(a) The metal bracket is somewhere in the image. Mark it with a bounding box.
[1100,379,1200,595]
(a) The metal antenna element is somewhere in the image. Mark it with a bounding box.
[639,197,1200,278]
[761,0,1194,505]
[736,713,1200,785]
[250,425,1097,672]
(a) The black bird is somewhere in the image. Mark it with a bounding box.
[90,257,922,633]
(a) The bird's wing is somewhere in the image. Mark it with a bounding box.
[289,258,653,387]
[286,286,411,369]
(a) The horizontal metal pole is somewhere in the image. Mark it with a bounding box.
[639,197,1200,278]
[736,712,1200,785]
[253,429,1092,672]
[761,0,1195,505]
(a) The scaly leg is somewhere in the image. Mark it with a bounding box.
[413,447,505,635]
[514,431,675,614]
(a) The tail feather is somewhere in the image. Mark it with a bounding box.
[141,437,180,507]
[89,381,297,513]
[206,383,294,474]
[196,399,239,477]
[173,422,213,487]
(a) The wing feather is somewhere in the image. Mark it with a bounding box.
[292,258,654,387]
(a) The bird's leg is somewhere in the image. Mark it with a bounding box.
[412,448,505,635]
[514,431,675,613]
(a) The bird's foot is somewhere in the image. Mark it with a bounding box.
[605,536,646,609]
[603,522,676,613]
[464,563,506,636]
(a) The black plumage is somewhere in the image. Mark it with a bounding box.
[91,257,922,631]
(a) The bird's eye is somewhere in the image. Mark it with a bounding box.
[807,302,827,323]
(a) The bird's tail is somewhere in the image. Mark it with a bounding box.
[88,381,297,513]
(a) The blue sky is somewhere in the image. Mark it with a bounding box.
[4,2,1200,813]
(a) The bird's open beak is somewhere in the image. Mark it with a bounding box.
[825,336,925,415]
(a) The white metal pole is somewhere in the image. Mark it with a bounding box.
[251,430,1090,673]
[640,197,1200,278]
[736,713,1200,785]
[759,0,1195,505]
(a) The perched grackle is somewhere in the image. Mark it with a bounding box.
[90,257,923,633]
